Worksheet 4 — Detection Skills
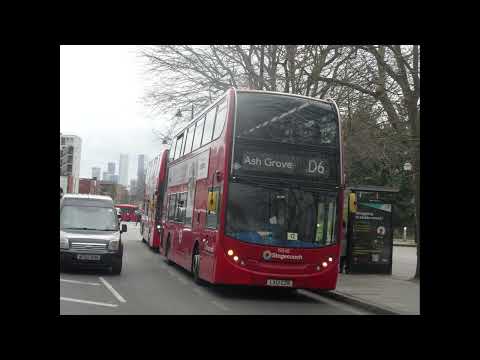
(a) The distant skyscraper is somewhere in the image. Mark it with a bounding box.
[112,174,119,184]
[136,155,146,200]
[60,133,82,193]
[92,167,101,180]
[103,171,111,182]
[119,154,129,186]
[108,162,116,174]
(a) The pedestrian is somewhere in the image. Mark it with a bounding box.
[136,210,141,226]
[339,220,348,273]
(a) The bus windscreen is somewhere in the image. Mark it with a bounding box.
[236,92,338,146]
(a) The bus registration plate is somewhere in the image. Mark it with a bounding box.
[266,279,293,287]
[77,254,101,261]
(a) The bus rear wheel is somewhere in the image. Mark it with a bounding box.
[192,246,202,285]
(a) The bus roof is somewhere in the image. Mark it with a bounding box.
[115,204,138,208]
[236,89,335,106]
[62,194,113,201]
[172,87,337,141]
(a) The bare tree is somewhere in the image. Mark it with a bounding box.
[141,44,420,278]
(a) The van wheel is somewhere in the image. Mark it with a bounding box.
[192,246,202,284]
[164,237,173,265]
[111,257,122,275]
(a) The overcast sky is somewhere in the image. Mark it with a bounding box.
[60,45,170,184]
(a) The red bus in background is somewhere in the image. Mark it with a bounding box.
[141,150,169,250]
[115,204,138,222]
[157,88,344,290]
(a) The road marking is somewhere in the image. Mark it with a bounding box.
[60,297,118,308]
[99,277,127,303]
[192,287,206,297]
[167,269,176,277]
[60,278,101,286]
[211,300,230,312]
[298,290,367,315]
[176,276,189,285]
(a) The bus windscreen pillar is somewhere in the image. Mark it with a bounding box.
[346,186,399,274]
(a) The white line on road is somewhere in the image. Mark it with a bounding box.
[211,300,230,312]
[60,297,118,308]
[176,276,189,285]
[99,277,127,303]
[297,290,367,315]
[192,287,206,297]
[167,269,176,277]
[60,278,101,286]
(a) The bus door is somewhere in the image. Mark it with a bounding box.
[200,186,221,279]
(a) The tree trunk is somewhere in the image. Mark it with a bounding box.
[410,99,420,280]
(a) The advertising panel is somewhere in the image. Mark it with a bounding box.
[347,201,393,274]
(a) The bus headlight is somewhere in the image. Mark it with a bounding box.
[60,235,69,249]
[322,262,328,268]
[328,257,333,262]
[157,225,162,231]
[227,249,234,256]
[108,239,120,251]
[233,256,239,262]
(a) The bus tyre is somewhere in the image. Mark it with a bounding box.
[165,237,173,265]
[192,247,202,285]
[111,257,122,275]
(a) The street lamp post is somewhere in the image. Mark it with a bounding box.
[175,104,195,121]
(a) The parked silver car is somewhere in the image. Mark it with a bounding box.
[60,194,127,274]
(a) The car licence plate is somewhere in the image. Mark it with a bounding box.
[77,254,101,261]
[266,279,293,287]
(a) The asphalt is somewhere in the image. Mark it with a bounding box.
[60,223,372,315]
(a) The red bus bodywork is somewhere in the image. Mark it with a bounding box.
[158,88,344,290]
[141,150,169,250]
[116,204,138,222]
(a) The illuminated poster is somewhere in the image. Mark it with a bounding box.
[348,201,393,273]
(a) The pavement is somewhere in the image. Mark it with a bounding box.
[318,246,420,315]
[60,223,372,315]
[393,239,417,247]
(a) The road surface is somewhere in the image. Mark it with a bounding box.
[60,223,372,315]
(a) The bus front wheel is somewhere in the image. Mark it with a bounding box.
[164,237,173,265]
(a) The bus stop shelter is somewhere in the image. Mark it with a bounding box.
[345,185,400,274]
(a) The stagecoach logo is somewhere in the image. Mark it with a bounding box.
[262,250,303,261]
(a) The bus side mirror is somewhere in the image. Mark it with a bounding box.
[121,224,127,233]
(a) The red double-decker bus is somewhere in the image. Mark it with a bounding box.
[157,88,344,290]
[141,150,169,250]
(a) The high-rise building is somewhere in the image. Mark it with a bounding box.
[119,154,129,186]
[136,155,146,200]
[103,171,111,182]
[60,133,82,193]
[112,174,119,184]
[108,162,116,174]
[92,167,101,180]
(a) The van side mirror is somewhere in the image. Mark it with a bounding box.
[121,224,127,233]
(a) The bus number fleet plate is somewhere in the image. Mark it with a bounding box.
[266,279,293,287]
